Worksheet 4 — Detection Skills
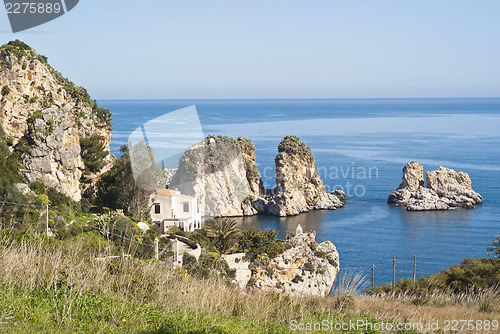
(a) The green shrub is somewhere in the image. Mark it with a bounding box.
[277,135,314,160]
[370,258,500,296]
[292,275,304,283]
[27,111,43,124]
[236,227,279,256]
[1,85,10,96]
[63,81,93,106]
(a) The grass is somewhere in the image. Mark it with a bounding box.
[0,233,383,333]
[0,233,498,333]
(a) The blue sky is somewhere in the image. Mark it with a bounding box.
[1,0,499,99]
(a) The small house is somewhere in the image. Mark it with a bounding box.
[150,189,202,233]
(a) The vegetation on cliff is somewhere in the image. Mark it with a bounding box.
[1,40,113,201]
[277,135,315,161]
[1,40,112,127]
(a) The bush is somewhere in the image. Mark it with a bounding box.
[63,81,92,106]
[1,85,10,96]
[277,135,314,160]
[236,227,278,256]
[488,232,500,259]
[370,258,500,296]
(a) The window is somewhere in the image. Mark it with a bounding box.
[183,202,189,213]
[154,203,160,214]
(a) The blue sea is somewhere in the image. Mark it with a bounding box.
[100,98,500,286]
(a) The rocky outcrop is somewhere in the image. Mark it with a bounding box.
[388,162,483,210]
[170,136,263,217]
[170,135,346,217]
[264,136,346,216]
[0,41,112,201]
[246,231,339,296]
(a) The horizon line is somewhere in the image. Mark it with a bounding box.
[96,96,500,101]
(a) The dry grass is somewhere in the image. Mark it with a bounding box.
[0,234,499,333]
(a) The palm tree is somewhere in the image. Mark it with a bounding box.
[206,217,241,254]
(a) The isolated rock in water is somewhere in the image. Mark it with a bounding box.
[426,166,483,209]
[266,136,346,216]
[248,232,339,297]
[388,162,482,210]
[398,161,424,192]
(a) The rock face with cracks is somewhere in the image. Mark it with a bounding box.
[0,41,112,201]
[247,232,339,297]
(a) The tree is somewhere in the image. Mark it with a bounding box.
[80,135,108,173]
[97,145,152,220]
[237,227,278,255]
[487,232,500,259]
[206,217,241,254]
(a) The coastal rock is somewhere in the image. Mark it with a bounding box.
[247,231,339,296]
[265,136,346,216]
[171,135,346,217]
[388,162,482,210]
[426,166,483,209]
[0,41,112,201]
[170,136,263,217]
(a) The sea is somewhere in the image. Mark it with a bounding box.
[99,98,500,286]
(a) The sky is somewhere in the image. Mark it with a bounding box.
[1,0,499,99]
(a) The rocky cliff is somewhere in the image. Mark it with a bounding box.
[170,135,345,217]
[248,231,339,296]
[388,161,483,210]
[0,40,112,201]
[169,135,264,217]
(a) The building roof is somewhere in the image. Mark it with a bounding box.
[162,217,193,222]
[154,189,195,199]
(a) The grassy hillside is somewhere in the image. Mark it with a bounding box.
[0,231,499,333]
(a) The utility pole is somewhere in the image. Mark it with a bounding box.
[155,237,159,260]
[371,264,375,289]
[392,257,396,294]
[46,204,49,237]
[413,255,417,282]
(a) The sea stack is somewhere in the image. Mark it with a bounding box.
[388,162,483,210]
[265,135,346,216]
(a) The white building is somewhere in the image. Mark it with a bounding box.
[150,189,202,233]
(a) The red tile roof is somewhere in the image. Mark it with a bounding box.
[154,189,195,199]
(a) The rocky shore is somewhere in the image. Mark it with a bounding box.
[388,161,483,210]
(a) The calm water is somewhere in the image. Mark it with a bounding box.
[100,98,500,285]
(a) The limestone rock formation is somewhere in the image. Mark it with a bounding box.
[171,135,346,217]
[0,41,112,201]
[388,162,483,210]
[248,231,339,296]
[264,136,346,216]
[170,136,263,217]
